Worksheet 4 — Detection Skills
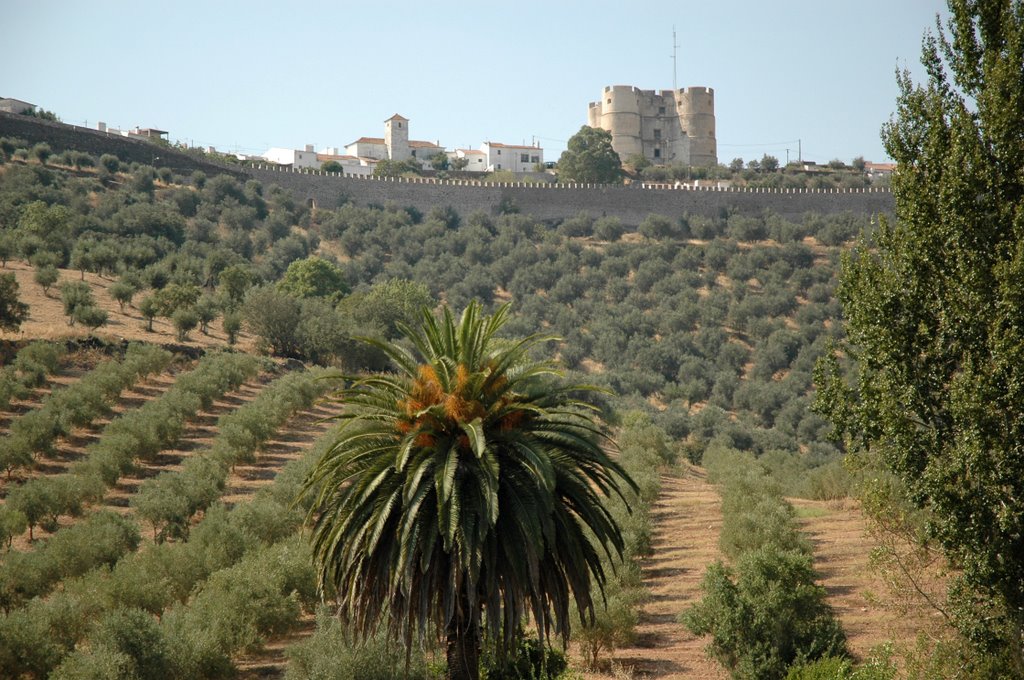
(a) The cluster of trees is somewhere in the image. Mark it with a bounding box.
[682,446,855,680]
[302,199,865,484]
[241,271,432,366]
[0,423,336,679]
[132,367,332,541]
[0,343,172,481]
[815,1,1024,675]
[0,149,322,342]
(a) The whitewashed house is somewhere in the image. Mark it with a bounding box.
[480,142,543,173]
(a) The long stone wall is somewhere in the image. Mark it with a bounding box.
[0,114,894,225]
[243,164,894,226]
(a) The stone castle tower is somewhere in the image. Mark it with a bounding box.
[587,85,717,167]
[384,113,410,161]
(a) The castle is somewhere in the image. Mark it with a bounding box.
[587,85,717,168]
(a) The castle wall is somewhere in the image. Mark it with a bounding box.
[242,164,893,227]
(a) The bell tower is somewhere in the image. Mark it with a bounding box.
[384,114,410,161]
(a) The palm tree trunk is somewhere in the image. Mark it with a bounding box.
[445,601,480,680]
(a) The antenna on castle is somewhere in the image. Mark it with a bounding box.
[671,25,680,92]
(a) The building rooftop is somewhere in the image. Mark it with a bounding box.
[485,141,541,149]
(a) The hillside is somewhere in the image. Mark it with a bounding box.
[0,148,941,678]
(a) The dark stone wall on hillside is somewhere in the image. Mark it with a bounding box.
[243,165,895,226]
[0,112,245,178]
[0,115,894,225]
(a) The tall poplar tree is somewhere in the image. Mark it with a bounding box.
[817,1,1024,672]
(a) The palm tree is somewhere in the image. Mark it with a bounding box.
[302,302,634,680]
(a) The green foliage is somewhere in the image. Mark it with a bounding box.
[337,277,433,338]
[0,510,140,608]
[0,271,29,331]
[74,304,108,330]
[785,647,896,680]
[277,255,349,300]
[303,302,634,680]
[242,285,302,357]
[108,279,136,311]
[60,280,94,326]
[137,295,158,331]
[480,634,568,679]
[557,126,623,184]
[682,547,848,680]
[285,607,441,680]
[222,310,241,344]
[33,264,59,294]
[372,158,423,177]
[171,306,199,341]
[814,2,1024,670]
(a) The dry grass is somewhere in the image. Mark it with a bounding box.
[0,260,257,352]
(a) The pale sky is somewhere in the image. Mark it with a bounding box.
[2,0,947,165]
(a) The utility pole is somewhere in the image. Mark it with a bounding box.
[671,26,680,92]
[798,138,802,163]
[786,148,790,165]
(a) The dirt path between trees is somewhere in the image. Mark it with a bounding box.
[584,466,727,679]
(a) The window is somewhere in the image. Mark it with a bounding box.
[521,153,529,163]
[531,155,539,163]
[654,148,661,159]
[411,150,417,157]
[607,98,611,104]
[497,164,502,169]
[658,106,665,115]
[653,129,661,140]
[497,149,501,155]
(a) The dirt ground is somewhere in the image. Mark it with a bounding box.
[0,260,257,352]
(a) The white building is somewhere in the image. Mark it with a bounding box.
[480,142,543,173]
[262,144,320,169]
[450,148,488,172]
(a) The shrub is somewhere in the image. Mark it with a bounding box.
[60,280,94,325]
[171,307,199,341]
[285,607,439,680]
[73,305,108,330]
[593,216,624,241]
[34,265,59,294]
[682,547,848,680]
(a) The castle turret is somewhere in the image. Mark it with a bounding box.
[384,114,410,161]
[601,86,643,159]
[678,87,717,167]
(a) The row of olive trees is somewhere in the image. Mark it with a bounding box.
[681,446,856,680]
[132,367,333,541]
[0,343,172,480]
[1,352,257,559]
[0,511,139,614]
[0,341,65,412]
[0,423,338,679]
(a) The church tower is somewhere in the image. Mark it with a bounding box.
[384,114,410,161]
